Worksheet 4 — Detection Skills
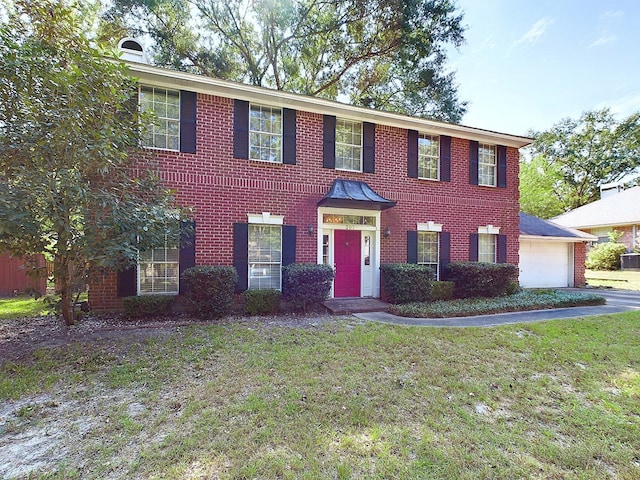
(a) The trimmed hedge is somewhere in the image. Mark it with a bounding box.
[389,290,605,318]
[585,242,627,270]
[123,295,173,318]
[380,263,435,304]
[429,281,454,301]
[282,263,334,312]
[243,289,281,315]
[181,266,237,319]
[444,262,519,299]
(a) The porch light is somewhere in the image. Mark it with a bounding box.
[384,226,391,238]
[307,224,315,236]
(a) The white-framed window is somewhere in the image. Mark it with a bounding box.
[336,119,362,172]
[249,104,282,163]
[138,235,180,294]
[139,86,180,150]
[478,233,497,263]
[248,224,282,290]
[478,143,497,186]
[418,134,439,180]
[418,231,440,279]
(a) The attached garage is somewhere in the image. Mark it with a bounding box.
[519,213,596,289]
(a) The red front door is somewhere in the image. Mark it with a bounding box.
[334,230,361,297]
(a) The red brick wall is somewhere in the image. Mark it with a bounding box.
[89,93,521,309]
[574,242,587,287]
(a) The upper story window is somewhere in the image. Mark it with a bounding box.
[249,104,282,163]
[418,134,440,180]
[140,86,180,151]
[478,143,497,187]
[336,119,363,172]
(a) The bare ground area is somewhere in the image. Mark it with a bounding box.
[0,312,335,479]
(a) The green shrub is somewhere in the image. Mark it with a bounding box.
[282,263,334,312]
[585,242,627,270]
[380,264,435,304]
[181,266,237,319]
[444,262,519,299]
[429,281,454,301]
[243,289,281,315]
[123,295,173,318]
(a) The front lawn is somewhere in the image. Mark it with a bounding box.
[586,269,640,291]
[1,312,639,479]
[389,289,605,318]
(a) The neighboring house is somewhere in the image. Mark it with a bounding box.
[519,212,596,288]
[0,254,47,296]
[89,40,532,310]
[552,186,640,252]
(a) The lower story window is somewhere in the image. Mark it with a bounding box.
[478,234,497,263]
[139,237,179,294]
[249,224,282,289]
[418,231,440,279]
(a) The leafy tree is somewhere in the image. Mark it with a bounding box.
[100,0,467,122]
[519,155,564,218]
[525,109,640,215]
[0,0,189,325]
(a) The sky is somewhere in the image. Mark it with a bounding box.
[448,0,640,137]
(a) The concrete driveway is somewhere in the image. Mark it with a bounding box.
[355,288,640,328]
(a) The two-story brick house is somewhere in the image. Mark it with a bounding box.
[89,41,532,310]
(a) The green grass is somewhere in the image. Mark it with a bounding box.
[0,295,48,320]
[586,269,640,291]
[389,289,605,318]
[2,313,640,479]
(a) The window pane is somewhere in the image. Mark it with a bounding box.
[335,119,362,172]
[140,86,180,151]
[249,105,282,163]
[248,225,282,290]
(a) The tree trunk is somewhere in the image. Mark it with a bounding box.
[55,256,75,326]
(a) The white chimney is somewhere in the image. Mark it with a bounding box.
[117,38,148,64]
[600,182,623,199]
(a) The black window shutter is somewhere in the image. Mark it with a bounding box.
[179,90,197,153]
[407,129,418,178]
[233,100,249,159]
[469,140,479,185]
[439,231,451,276]
[497,234,507,263]
[117,267,137,297]
[283,108,297,165]
[179,220,196,293]
[233,222,249,292]
[407,231,418,264]
[363,122,375,173]
[282,225,297,266]
[322,115,336,169]
[497,145,507,188]
[469,233,479,261]
[440,135,452,182]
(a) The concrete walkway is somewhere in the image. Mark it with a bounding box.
[355,288,640,328]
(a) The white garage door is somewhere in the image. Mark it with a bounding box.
[519,240,572,288]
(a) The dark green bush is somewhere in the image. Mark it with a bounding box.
[181,266,237,319]
[282,263,334,312]
[243,289,281,315]
[123,295,173,318]
[444,262,519,299]
[585,242,627,270]
[429,281,454,301]
[380,264,435,304]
